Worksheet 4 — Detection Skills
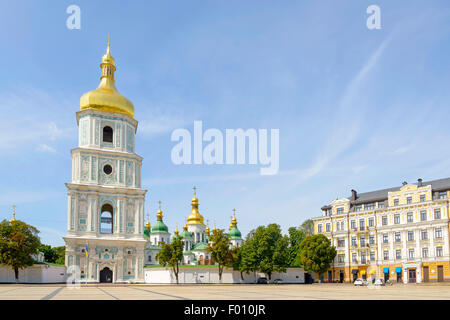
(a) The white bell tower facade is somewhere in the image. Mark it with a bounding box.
[63,40,147,283]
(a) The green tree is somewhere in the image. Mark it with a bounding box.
[38,244,57,263]
[207,229,234,281]
[53,246,66,265]
[0,219,41,283]
[156,235,184,284]
[299,234,337,275]
[300,219,314,236]
[255,224,289,280]
[239,235,259,282]
[287,227,306,267]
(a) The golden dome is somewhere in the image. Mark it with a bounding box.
[174,226,179,236]
[80,38,134,118]
[157,200,163,221]
[183,224,188,231]
[186,196,205,225]
[229,209,237,231]
[145,221,151,230]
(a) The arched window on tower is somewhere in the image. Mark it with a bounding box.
[100,203,113,234]
[103,126,113,143]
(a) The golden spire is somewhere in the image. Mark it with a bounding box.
[205,219,210,235]
[186,186,204,225]
[145,213,151,230]
[80,35,135,118]
[174,223,179,236]
[10,204,16,222]
[212,220,217,232]
[229,208,238,230]
[156,200,163,221]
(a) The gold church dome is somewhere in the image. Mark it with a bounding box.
[80,37,135,118]
[186,186,204,225]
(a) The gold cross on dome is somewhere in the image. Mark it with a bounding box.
[146,213,149,222]
[193,186,197,197]
[106,33,112,46]
[233,208,236,217]
[12,204,16,220]
[158,200,162,210]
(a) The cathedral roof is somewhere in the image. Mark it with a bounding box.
[80,38,134,118]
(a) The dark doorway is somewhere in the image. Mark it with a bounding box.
[438,266,444,282]
[352,269,358,281]
[408,269,416,283]
[423,266,429,283]
[100,267,113,283]
[327,270,332,282]
[384,272,390,282]
[339,270,344,283]
[304,273,313,284]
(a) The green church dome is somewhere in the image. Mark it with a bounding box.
[151,220,169,233]
[229,226,242,239]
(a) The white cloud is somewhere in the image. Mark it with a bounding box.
[36,143,57,153]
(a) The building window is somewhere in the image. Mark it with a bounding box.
[336,222,340,231]
[361,252,367,264]
[394,199,399,206]
[378,201,385,208]
[355,205,362,212]
[395,250,402,260]
[421,229,428,240]
[360,236,366,247]
[148,255,152,262]
[365,203,375,210]
[317,224,323,233]
[395,232,401,242]
[370,252,375,261]
[420,194,426,202]
[382,216,388,226]
[368,217,374,227]
[422,247,428,258]
[352,253,357,263]
[434,208,441,219]
[394,214,400,224]
[407,212,413,223]
[103,126,113,143]
[383,234,388,243]
[436,246,443,257]
[359,219,365,230]
[408,249,415,259]
[407,231,414,241]
[351,237,357,247]
[406,196,412,204]
[435,228,442,239]
[337,254,345,263]
[337,207,344,215]
[100,203,113,234]
[341,221,345,230]
[326,223,331,232]
[338,239,345,247]
[420,210,427,221]
[369,235,375,244]
[351,220,356,230]
[383,251,389,260]
[439,191,447,199]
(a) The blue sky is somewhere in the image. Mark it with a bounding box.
[1,1,450,246]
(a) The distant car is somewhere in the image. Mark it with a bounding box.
[273,279,283,284]
[257,277,268,284]
[354,278,368,286]
[374,278,385,286]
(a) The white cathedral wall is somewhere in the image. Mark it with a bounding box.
[144,267,305,284]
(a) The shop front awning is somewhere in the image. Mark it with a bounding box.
[369,269,376,275]
[395,267,402,273]
[360,270,366,275]
[383,268,389,274]
[352,269,359,274]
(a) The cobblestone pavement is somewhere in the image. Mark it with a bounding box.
[0,283,450,300]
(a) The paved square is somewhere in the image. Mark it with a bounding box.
[1,283,450,300]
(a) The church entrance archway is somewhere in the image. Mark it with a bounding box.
[100,267,113,283]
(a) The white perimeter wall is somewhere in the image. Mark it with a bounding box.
[145,267,305,284]
[0,265,66,283]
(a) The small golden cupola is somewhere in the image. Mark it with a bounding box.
[186,186,205,225]
[205,219,210,235]
[229,208,238,231]
[10,205,16,222]
[80,36,135,118]
[174,224,179,236]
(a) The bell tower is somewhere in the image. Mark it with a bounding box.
[63,38,147,283]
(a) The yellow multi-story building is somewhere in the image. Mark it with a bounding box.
[313,178,450,283]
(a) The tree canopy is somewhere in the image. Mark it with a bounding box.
[206,228,234,281]
[299,234,337,275]
[0,219,41,282]
[300,219,314,236]
[156,235,184,283]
